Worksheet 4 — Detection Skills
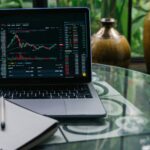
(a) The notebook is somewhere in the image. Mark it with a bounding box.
[0,98,58,150]
[0,8,106,118]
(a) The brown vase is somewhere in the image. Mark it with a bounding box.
[91,18,131,68]
[144,12,150,74]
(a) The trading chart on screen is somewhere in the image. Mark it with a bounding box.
[0,13,87,79]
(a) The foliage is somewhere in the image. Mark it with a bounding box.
[0,0,23,8]
[49,0,150,57]
[49,0,128,36]
[101,0,128,37]
[131,0,150,56]
[0,0,149,57]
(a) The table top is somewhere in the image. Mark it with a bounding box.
[36,63,150,150]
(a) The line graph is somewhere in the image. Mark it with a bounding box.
[7,33,57,52]
[6,29,64,61]
[0,21,67,78]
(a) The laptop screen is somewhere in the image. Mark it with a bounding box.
[0,8,91,84]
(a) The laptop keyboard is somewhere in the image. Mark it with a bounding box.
[0,85,92,99]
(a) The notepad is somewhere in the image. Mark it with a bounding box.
[0,100,58,150]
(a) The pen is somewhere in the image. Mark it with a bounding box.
[1,96,5,130]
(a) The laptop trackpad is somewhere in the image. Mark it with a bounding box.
[65,99,102,116]
[9,99,66,116]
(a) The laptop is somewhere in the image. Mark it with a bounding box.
[0,8,106,118]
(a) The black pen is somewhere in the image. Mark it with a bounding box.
[1,96,5,130]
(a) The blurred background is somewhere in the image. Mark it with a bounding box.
[0,0,150,72]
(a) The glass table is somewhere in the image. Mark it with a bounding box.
[35,63,150,150]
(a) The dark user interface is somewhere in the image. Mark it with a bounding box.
[0,11,88,79]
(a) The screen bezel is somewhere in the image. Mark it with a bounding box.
[0,8,91,85]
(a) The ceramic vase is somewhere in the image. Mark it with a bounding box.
[91,18,131,68]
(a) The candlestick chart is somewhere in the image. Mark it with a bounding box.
[6,28,63,61]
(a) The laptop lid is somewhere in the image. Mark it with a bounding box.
[0,8,91,85]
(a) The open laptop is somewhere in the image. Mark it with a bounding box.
[0,8,106,118]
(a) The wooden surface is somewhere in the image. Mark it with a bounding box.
[129,62,147,73]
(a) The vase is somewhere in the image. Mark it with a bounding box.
[91,18,131,68]
[144,12,150,74]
